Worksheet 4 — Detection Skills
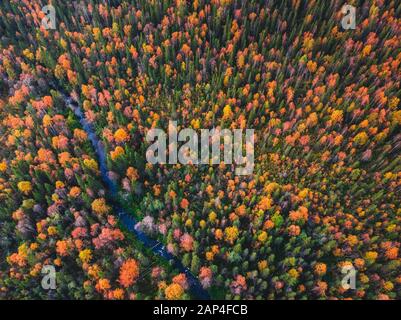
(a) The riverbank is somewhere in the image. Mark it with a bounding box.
[65,95,210,300]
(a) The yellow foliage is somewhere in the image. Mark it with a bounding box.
[91,198,110,215]
[83,158,99,171]
[258,231,268,243]
[114,128,129,143]
[0,160,7,172]
[18,181,32,194]
[224,226,239,243]
[353,132,369,145]
[79,249,92,263]
[165,283,184,300]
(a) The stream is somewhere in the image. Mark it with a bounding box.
[65,96,210,300]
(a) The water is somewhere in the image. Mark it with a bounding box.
[65,96,210,300]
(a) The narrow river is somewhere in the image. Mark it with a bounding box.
[65,96,210,300]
